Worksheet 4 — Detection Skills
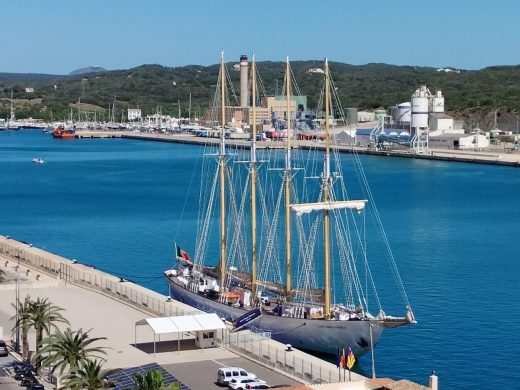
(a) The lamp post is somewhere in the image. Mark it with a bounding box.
[369,323,376,379]
[15,278,20,354]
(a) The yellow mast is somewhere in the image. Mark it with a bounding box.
[323,58,331,318]
[250,52,257,300]
[284,57,292,301]
[219,51,227,293]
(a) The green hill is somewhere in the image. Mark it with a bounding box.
[1,61,519,130]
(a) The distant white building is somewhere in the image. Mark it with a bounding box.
[307,68,324,74]
[358,111,375,122]
[429,113,454,133]
[429,133,489,150]
[25,87,34,93]
[436,67,461,74]
[333,129,356,145]
[355,128,374,147]
[128,108,142,121]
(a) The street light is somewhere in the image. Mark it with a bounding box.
[369,323,375,379]
[15,278,20,354]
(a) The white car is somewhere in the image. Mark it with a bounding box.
[228,378,267,390]
[244,381,271,389]
[216,367,256,386]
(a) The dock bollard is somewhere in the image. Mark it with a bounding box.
[429,371,438,390]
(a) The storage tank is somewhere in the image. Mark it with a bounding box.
[432,90,444,113]
[397,102,411,123]
[375,108,386,120]
[389,106,399,121]
[346,107,358,125]
[411,90,429,128]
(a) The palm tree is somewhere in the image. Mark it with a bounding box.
[27,297,69,373]
[59,359,110,390]
[11,295,33,359]
[36,327,107,375]
[132,369,165,390]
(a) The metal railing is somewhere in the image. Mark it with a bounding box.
[217,330,345,384]
[1,239,354,385]
[0,240,192,318]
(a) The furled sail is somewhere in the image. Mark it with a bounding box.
[290,200,367,216]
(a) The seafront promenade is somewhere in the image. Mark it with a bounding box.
[75,130,520,167]
[0,235,379,389]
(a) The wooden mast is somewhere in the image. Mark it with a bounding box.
[219,51,227,293]
[323,58,331,318]
[284,57,292,301]
[250,52,258,300]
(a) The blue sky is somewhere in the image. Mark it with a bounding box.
[3,0,520,74]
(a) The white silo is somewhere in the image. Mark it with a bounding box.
[411,87,429,128]
[432,90,444,113]
[240,55,249,107]
[397,102,411,123]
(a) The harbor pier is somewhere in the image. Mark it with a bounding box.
[74,130,520,167]
[0,235,377,389]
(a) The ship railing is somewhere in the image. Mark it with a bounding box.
[217,329,343,385]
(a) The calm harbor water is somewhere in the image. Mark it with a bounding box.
[1,129,519,388]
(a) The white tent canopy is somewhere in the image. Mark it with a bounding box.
[135,313,226,355]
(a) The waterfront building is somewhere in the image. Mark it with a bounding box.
[429,132,489,150]
[128,108,142,121]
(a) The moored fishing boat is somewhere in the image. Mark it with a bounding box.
[52,124,76,139]
[164,53,415,357]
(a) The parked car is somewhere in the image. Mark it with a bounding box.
[0,340,8,356]
[246,382,271,389]
[216,367,256,386]
[228,378,267,390]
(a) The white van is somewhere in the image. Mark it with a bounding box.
[216,367,256,386]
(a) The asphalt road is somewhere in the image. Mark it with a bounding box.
[163,356,299,389]
[0,354,22,390]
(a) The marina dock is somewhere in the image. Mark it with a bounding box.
[75,130,520,167]
[0,235,375,389]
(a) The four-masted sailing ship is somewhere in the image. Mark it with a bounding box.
[164,52,415,356]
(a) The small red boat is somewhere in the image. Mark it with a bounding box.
[52,125,76,139]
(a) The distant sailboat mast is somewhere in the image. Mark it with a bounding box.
[284,57,292,301]
[323,58,332,318]
[219,51,227,293]
[250,52,258,300]
[10,90,15,122]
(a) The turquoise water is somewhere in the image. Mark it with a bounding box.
[1,129,520,388]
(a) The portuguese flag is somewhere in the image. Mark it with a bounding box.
[176,244,191,263]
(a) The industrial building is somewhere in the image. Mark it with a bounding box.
[429,133,489,150]
[203,54,308,131]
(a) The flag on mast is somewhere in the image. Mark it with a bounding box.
[346,346,356,369]
[340,347,346,368]
[175,244,192,263]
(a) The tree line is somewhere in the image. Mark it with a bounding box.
[1,61,519,123]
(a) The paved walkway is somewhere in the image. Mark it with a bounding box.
[0,235,372,389]
[0,250,302,388]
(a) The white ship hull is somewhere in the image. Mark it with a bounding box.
[165,275,384,356]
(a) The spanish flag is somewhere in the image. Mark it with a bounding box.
[340,347,346,368]
[346,346,356,369]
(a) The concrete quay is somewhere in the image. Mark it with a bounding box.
[75,130,520,167]
[0,235,383,389]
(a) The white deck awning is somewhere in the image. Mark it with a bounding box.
[135,313,226,355]
[136,313,225,334]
